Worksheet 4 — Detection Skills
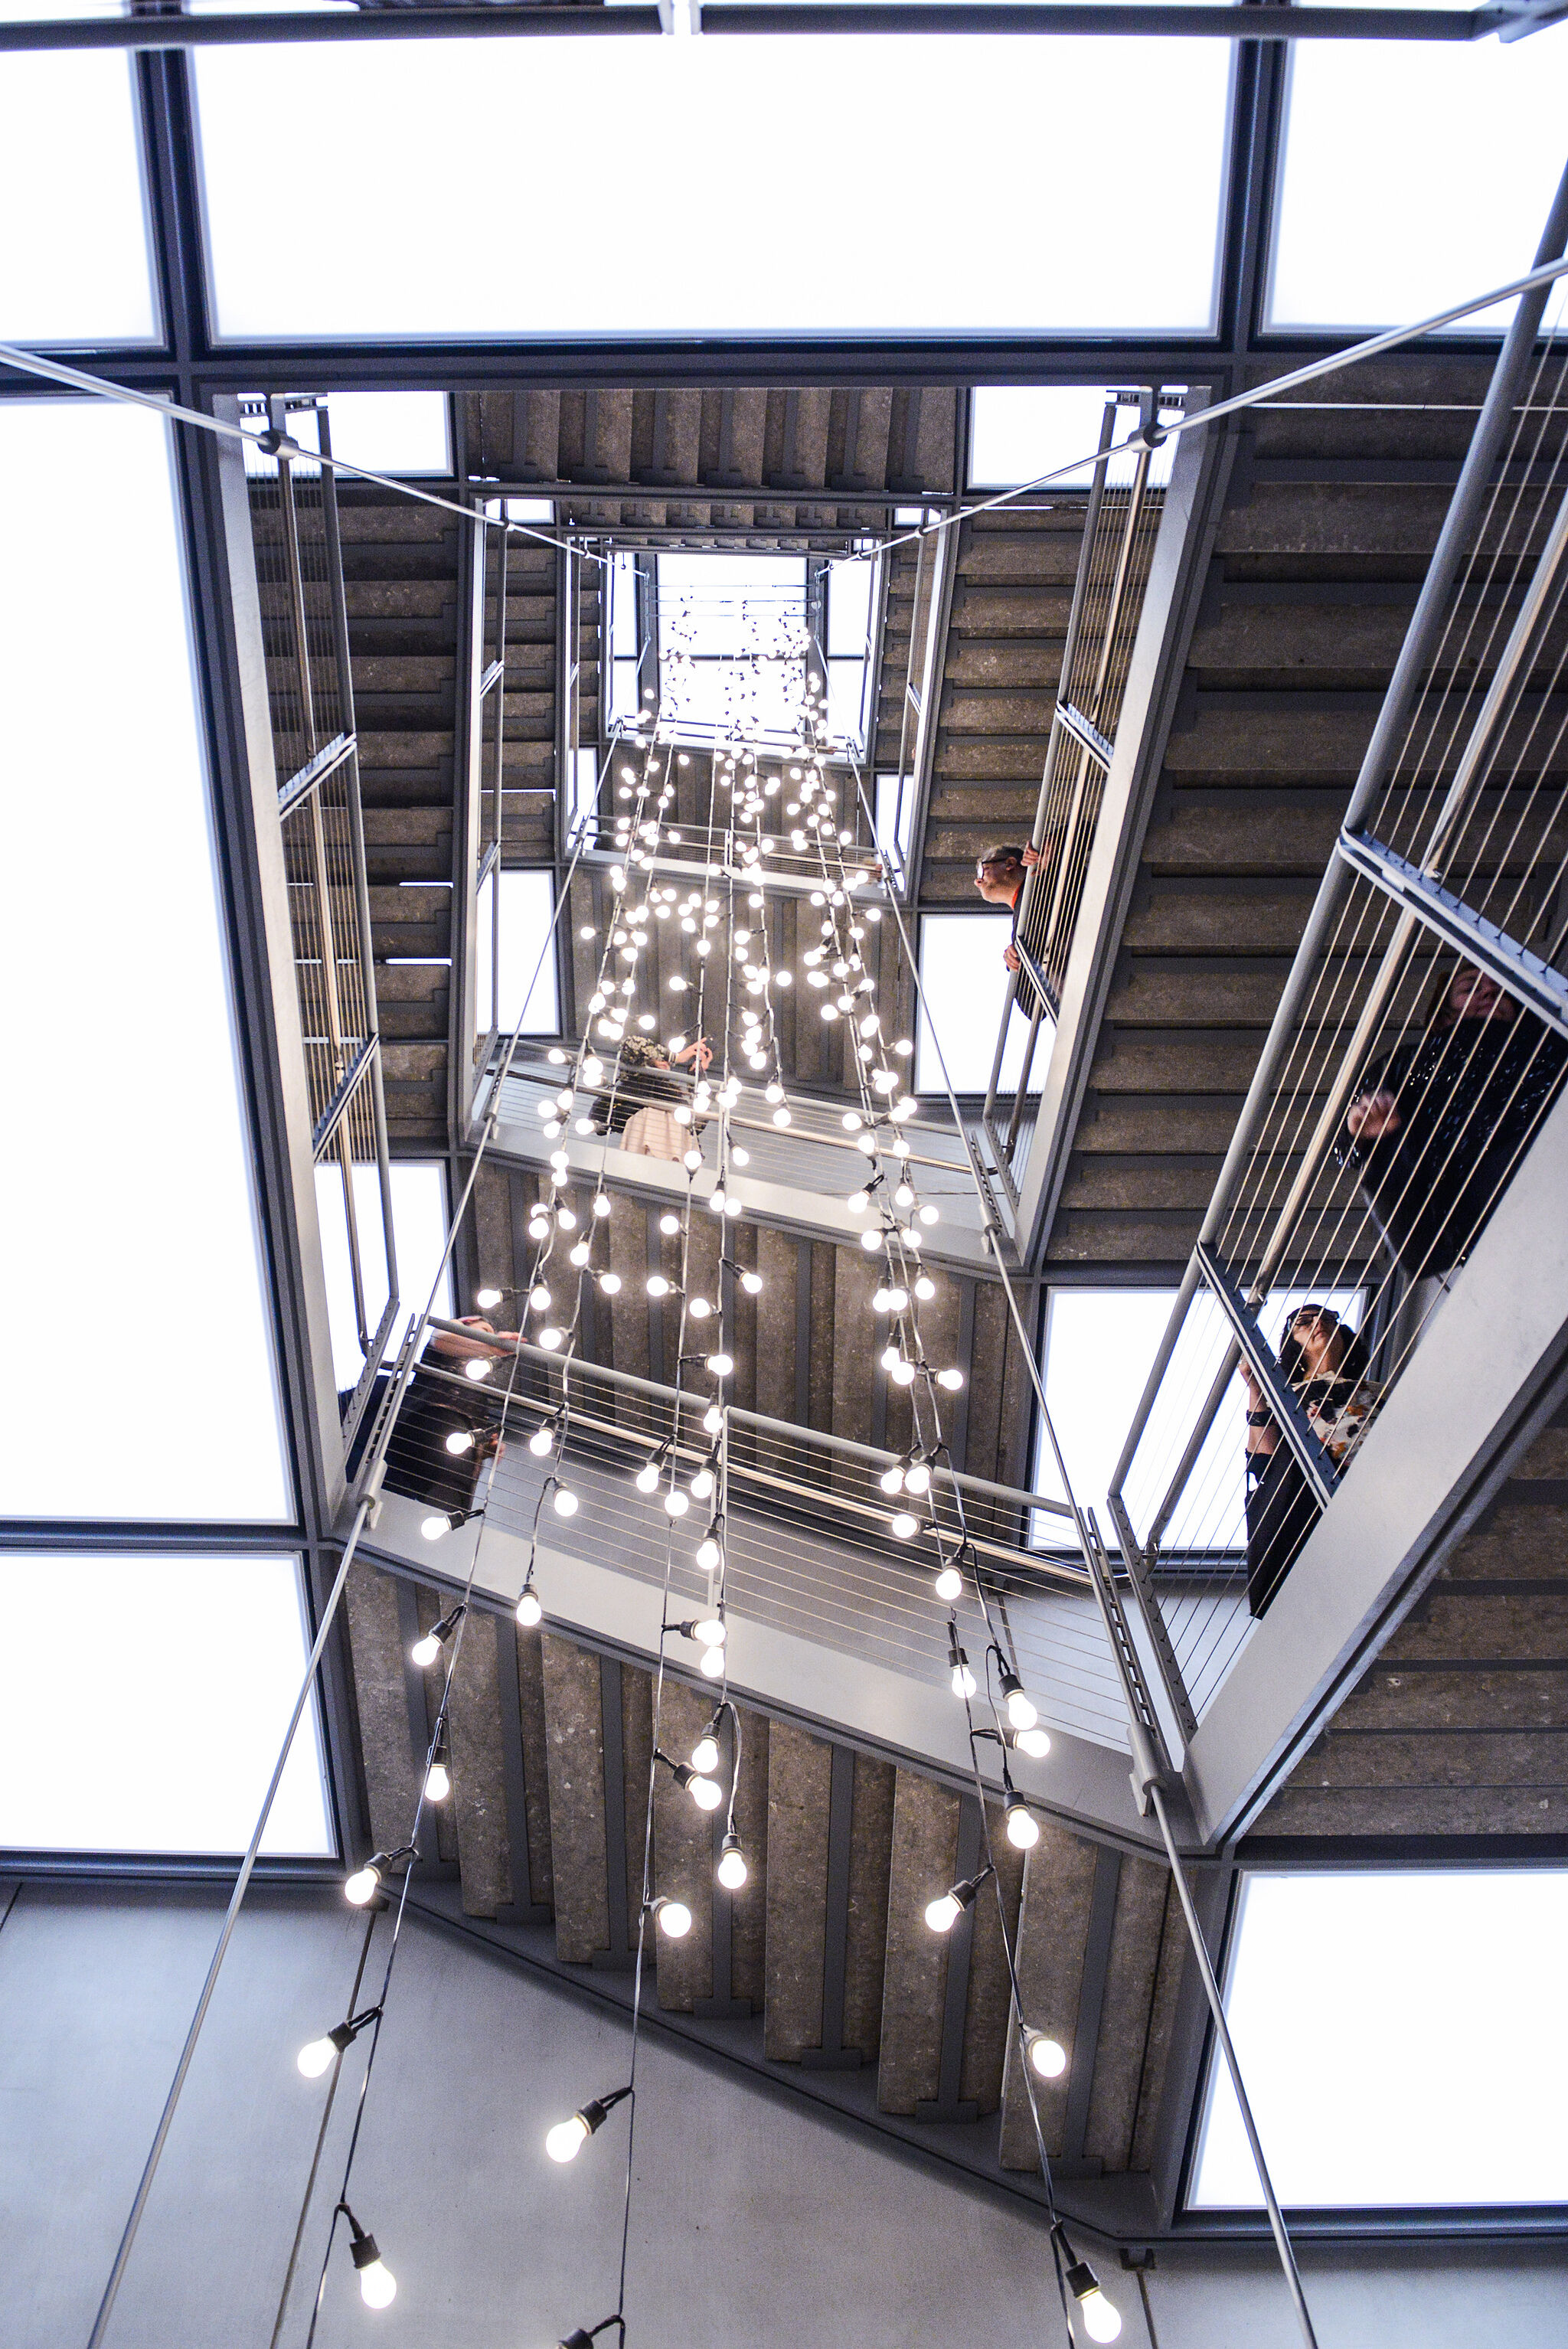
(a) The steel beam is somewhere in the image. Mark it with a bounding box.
[0,5,1488,47]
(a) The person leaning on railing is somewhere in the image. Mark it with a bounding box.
[593,1032,712,1161]
[1336,961,1568,1328]
[342,1316,514,1514]
[972,843,1050,1021]
[1242,1305,1376,1620]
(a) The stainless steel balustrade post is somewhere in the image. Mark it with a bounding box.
[318,402,399,1400]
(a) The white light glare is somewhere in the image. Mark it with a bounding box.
[296,2034,338,2079]
[690,1774,723,1812]
[655,1899,693,1939]
[424,1759,451,1804]
[1007,1687,1040,1733]
[691,1735,720,1775]
[1027,2029,1067,2080]
[545,2115,590,2164]
[934,1563,964,1603]
[1080,2289,1122,2344]
[1014,1726,1052,1761]
[410,1629,441,1668]
[358,2257,397,2311]
[516,1587,544,1629]
[925,1892,962,1934]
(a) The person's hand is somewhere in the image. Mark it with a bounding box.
[1347,1088,1400,1140]
[1003,944,1021,972]
[675,1037,713,1072]
[1241,1363,1262,1398]
[1021,843,1043,871]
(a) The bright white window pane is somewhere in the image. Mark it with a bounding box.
[321,392,451,475]
[317,1158,453,1389]
[507,496,555,524]
[0,0,157,343]
[476,868,559,1034]
[1268,28,1568,332]
[916,911,1054,1095]
[0,401,290,1521]
[658,554,809,737]
[827,656,866,751]
[826,557,873,658]
[573,746,601,841]
[610,658,641,725]
[1192,1872,1568,2207]
[875,772,915,884]
[195,37,1229,338]
[0,1553,333,1857]
[610,553,640,658]
[969,386,1182,491]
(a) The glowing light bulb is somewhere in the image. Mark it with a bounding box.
[700,1645,725,1678]
[517,1588,543,1628]
[528,1423,554,1457]
[690,1467,715,1501]
[646,1273,671,1298]
[344,1864,381,1907]
[694,1616,727,1648]
[546,2113,591,2164]
[936,1367,964,1391]
[740,1269,763,1294]
[925,1892,962,1934]
[717,1836,749,1890]
[410,1630,441,1668]
[1027,2029,1067,2079]
[890,1511,919,1540]
[660,1212,681,1237]
[696,1535,722,1572]
[635,1459,662,1495]
[464,1357,492,1381]
[933,1563,964,1603]
[569,1242,590,1268]
[707,1352,734,1377]
[356,2254,396,2311]
[665,1488,690,1518]
[890,1360,916,1387]
[553,1486,579,1518]
[475,1286,502,1309]
[656,1900,693,1939]
[539,1327,564,1351]
[914,1275,936,1300]
[951,1660,978,1699]
[420,1512,453,1542]
[848,1189,870,1214]
[690,1773,723,1812]
[1080,2289,1122,2343]
[880,1465,905,1496]
[1004,1795,1039,1851]
[691,1735,720,1775]
[1007,1686,1040,1733]
[600,1272,622,1295]
[1014,1725,1052,1759]
[861,1229,882,1253]
[903,1459,930,1495]
[425,1759,451,1804]
[296,2034,338,2079]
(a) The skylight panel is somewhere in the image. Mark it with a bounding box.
[0,1553,334,1857]
[1,400,290,1523]
[1268,26,1568,332]
[0,0,158,343]
[914,912,1054,1096]
[658,553,808,738]
[875,773,916,887]
[1191,1871,1568,2207]
[194,36,1230,339]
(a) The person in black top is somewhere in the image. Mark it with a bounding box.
[1339,961,1567,1280]
[973,842,1052,1023]
[1242,1304,1374,1619]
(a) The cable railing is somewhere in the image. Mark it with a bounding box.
[982,388,1183,1204]
[1105,294,1568,1740]
[375,1333,1135,1756]
[249,395,399,1439]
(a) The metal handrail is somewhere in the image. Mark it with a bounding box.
[1102,155,1568,1731]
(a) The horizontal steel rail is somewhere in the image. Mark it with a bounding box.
[1338,828,1568,1046]
[0,5,1494,48]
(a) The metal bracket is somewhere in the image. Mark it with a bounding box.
[1337,826,1568,1044]
[1056,700,1115,770]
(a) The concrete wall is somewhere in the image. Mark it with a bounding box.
[2,1883,1563,2349]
